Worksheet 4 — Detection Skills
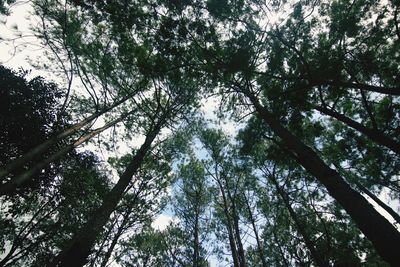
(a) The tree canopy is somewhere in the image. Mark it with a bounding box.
[0,0,399,266]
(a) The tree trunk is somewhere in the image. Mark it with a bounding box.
[226,189,246,267]
[243,193,267,267]
[99,217,127,267]
[0,113,130,196]
[217,179,240,267]
[88,217,118,267]
[271,229,290,267]
[193,206,200,267]
[268,173,328,267]
[354,181,400,225]
[0,94,132,180]
[232,206,246,267]
[241,88,400,266]
[312,80,400,96]
[315,106,400,155]
[49,120,163,267]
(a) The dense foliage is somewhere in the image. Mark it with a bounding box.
[0,0,399,266]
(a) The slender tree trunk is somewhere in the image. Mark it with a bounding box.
[193,207,200,267]
[217,180,240,267]
[99,218,127,267]
[49,120,163,267]
[243,194,267,267]
[254,72,400,96]
[232,208,246,267]
[268,173,328,267]
[0,113,130,196]
[271,229,290,267]
[354,181,400,225]
[98,180,152,266]
[315,106,400,155]
[226,190,246,267]
[241,88,400,266]
[89,217,118,267]
[0,94,132,180]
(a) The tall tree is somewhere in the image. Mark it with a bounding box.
[50,80,196,266]
[171,157,212,267]
[190,0,400,264]
[199,128,248,267]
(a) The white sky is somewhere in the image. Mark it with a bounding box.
[0,2,48,76]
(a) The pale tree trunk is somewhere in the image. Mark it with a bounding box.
[354,181,400,225]
[0,112,131,196]
[0,94,133,180]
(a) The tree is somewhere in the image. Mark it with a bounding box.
[170,157,212,267]
[50,83,195,266]
[88,150,172,267]
[0,151,110,266]
[192,0,400,264]
[116,224,188,267]
[199,128,248,267]
[238,116,390,267]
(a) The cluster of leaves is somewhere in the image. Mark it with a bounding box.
[0,66,68,193]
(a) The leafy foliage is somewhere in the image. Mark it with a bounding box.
[0,0,399,266]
